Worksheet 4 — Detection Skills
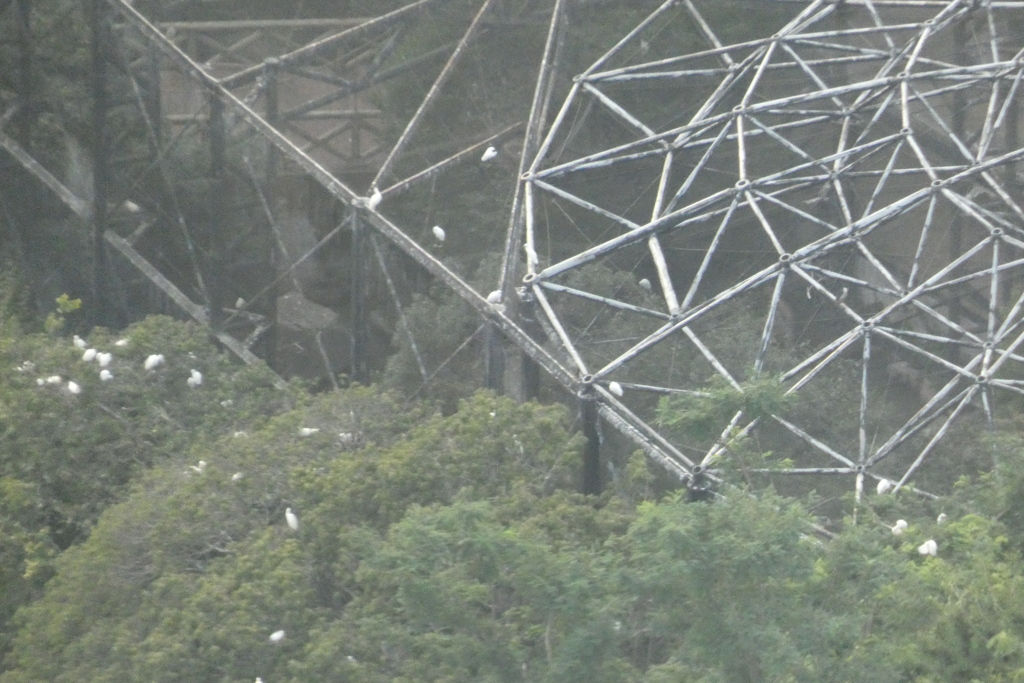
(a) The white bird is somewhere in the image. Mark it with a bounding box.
[67,381,81,395]
[892,519,908,536]
[144,354,165,371]
[338,432,355,445]
[432,225,446,242]
[221,399,234,407]
[367,186,382,210]
[917,539,938,557]
[937,513,948,525]
[45,375,62,385]
[123,199,142,214]
[638,278,652,291]
[100,369,114,381]
[36,378,45,386]
[231,472,244,482]
[269,629,286,643]
[97,352,112,368]
[609,381,624,397]
[18,360,35,372]
[481,145,498,162]
[347,655,357,663]
[187,369,203,388]
[255,678,264,683]
[114,338,129,347]
[82,348,97,362]
[233,431,246,438]
[876,479,893,495]
[73,335,87,349]
[299,427,319,437]
[285,507,299,532]
[235,297,245,309]
[189,460,207,474]
[486,290,502,304]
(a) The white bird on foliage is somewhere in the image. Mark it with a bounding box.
[82,348,97,362]
[891,519,908,536]
[190,460,207,474]
[481,145,498,162]
[876,478,893,495]
[937,513,947,525]
[285,507,299,532]
[45,375,62,385]
[144,354,165,371]
[609,381,624,397]
[269,629,286,644]
[67,381,82,395]
[100,369,113,382]
[255,678,264,683]
[366,186,382,210]
[638,278,652,291]
[187,369,203,388]
[917,539,938,557]
[97,352,112,368]
[299,427,319,437]
[123,199,142,214]
[114,338,129,347]
[36,378,45,386]
[432,225,446,242]
[73,335,87,349]
[231,472,244,482]
[486,290,502,304]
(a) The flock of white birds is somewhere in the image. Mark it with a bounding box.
[29,332,309,677]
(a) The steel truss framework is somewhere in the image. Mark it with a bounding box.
[5,0,1024,501]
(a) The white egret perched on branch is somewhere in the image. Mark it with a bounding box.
[144,354,165,370]
[100,369,113,382]
[97,352,112,368]
[298,427,319,437]
[367,186,382,210]
[114,338,129,347]
[481,145,498,162]
[876,479,893,495]
[285,507,299,532]
[67,381,81,395]
[190,460,207,474]
[432,226,446,242]
[917,539,938,557]
[82,348,97,362]
[73,335,87,349]
[269,629,286,644]
[609,381,624,397]
[937,513,948,525]
[638,278,652,291]
[187,369,203,388]
[486,290,502,304]
[891,519,908,536]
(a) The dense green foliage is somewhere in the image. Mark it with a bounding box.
[2,314,1024,681]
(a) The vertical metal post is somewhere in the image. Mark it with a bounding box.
[484,323,505,392]
[90,0,109,327]
[207,94,227,321]
[500,0,566,402]
[351,214,369,384]
[580,390,602,495]
[264,58,280,184]
[947,19,968,352]
[15,0,32,145]
[146,46,162,149]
